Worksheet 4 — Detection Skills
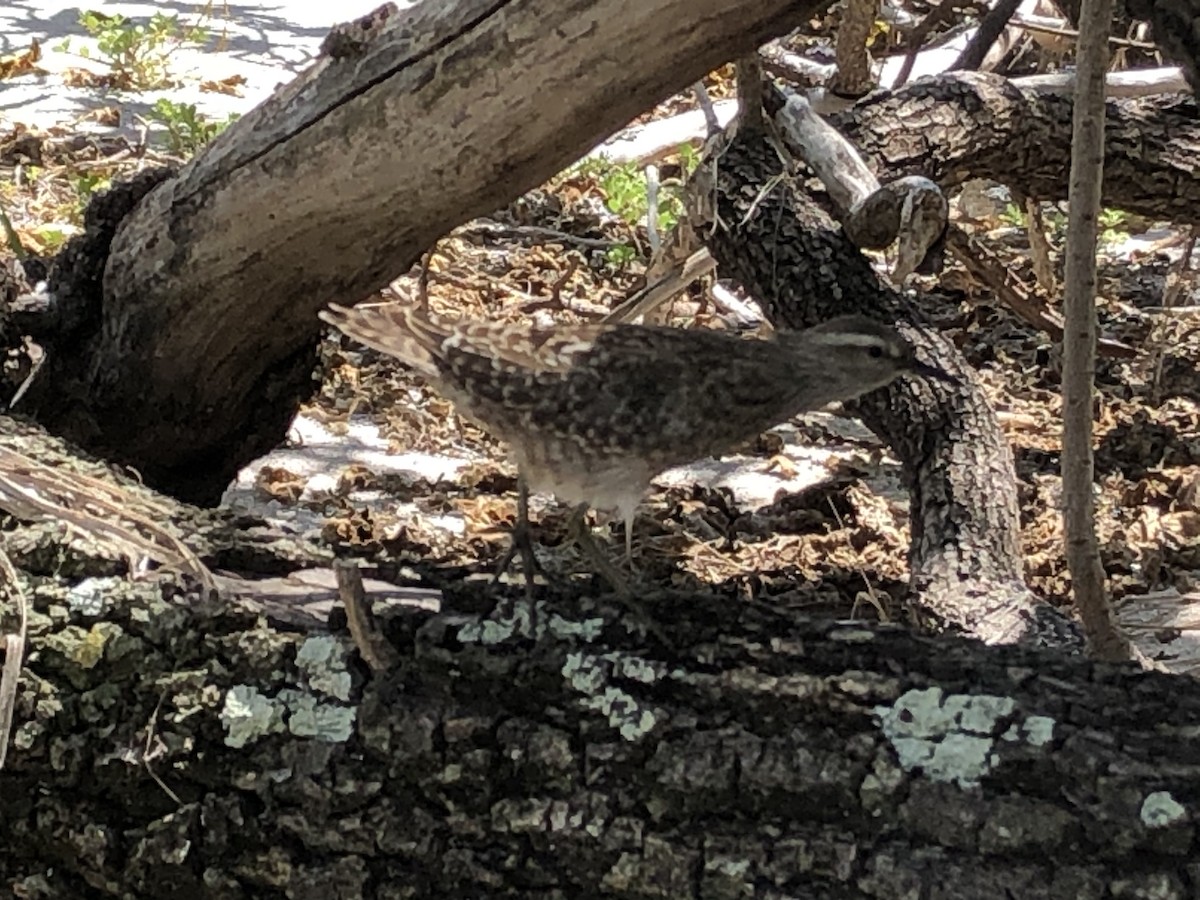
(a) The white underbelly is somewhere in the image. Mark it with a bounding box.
[515,449,651,520]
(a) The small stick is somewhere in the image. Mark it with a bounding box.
[335,560,399,672]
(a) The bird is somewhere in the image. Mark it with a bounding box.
[319,300,949,593]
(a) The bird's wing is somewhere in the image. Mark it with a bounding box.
[318,303,442,379]
[437,320,621,373]
[320,302,621,375]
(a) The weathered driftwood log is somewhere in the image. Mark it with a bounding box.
[829,72,1200,220]
[0,418,1197,898]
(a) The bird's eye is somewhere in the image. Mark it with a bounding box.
[867,346,884,359]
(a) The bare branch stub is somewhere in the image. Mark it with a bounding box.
[829,0,877,97]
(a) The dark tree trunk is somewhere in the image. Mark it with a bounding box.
[0,419,1197,898]
[682,73,1200,644]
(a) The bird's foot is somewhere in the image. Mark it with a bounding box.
[567,509,673,649]
[491,518,545,601]
[491,475,545,602]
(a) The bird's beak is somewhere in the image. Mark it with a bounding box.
[911,360,958,384]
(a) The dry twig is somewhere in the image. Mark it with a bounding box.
[0,547,27,771]
[0,446,215,593]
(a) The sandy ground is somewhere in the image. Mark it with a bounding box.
[1,1,395,132]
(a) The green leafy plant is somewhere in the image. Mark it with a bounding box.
[1098,207,1134,244]
[675,141,701,176]
[57,10,210,89]
[597,161,649,225]
[573,142,702,239]
[999,201,1071,239]
[148,99,238,156]
[67,170,112,217]
[28,224,71,251]
[998,202,1025,229]
[604,243,637,268]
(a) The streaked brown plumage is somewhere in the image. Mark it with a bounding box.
[320,301,944,577]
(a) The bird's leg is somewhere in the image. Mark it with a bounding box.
[568,505,671,647]
[567,504,629,593]
[492,471,543,602]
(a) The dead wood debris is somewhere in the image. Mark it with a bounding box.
[0,445,214,592]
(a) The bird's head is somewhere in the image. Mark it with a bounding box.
[789,316,953,394]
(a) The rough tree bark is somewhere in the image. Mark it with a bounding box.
[688,116,1049,647]
[821,73,1200,222]
[7,46,1200,894]
[828,0,876,97]
[22,0,827,504]
[0,421,1197,899]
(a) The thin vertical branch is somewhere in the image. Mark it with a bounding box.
[829,0,876,96]
[692,81,721,135]
[1061,0,1133,662]
[0,547,28,771]
[736,53,765,131]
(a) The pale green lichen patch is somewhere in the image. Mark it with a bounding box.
[876,687,1054,787]
[221,683,356,747]
[1141,791,1187,828]
[563,651,608,694]
[277,689,356,742]
[457,602,540,644]
[548,613,605,642]
[586,688,658,741]
[456,616,515,645]
[1002,714,1056,746]
[946,693,1016,733]
[295,635,352,700]
[457,603,605,645]
[922,732,993,785]
[612,655,663,684]
[65,576,122,616]
[563,651,660,741]
[42,622,125,671]
[221,685,286,748]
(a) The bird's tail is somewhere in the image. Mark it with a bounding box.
[318,302,444,380]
